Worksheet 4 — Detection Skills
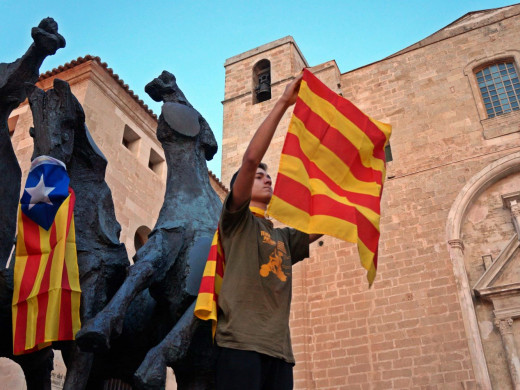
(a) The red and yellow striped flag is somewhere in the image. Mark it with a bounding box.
[194,228,225,337]
[194,207,266,336]
[267,69,392,286]
[12,156,81,355]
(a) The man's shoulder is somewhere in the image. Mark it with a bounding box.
[220,191,254,236]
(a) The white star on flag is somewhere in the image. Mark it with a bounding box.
[25,174,55,210]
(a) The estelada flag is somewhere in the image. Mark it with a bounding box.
[12,155,81,355]
[267,69,392,286]
[194,228,225,338]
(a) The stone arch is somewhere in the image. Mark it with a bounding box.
[463,49,520,77]
[134,225,151,252]
[446,151,520,389]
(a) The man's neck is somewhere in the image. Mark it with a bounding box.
[250,200,268,211]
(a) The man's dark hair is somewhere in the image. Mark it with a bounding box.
[229,162,268,190]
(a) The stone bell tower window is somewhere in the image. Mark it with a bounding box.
[253,59,271,104]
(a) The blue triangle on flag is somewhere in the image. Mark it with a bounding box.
[20,158,70,230]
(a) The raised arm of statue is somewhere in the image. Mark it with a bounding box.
[0,18,65,109]
[0,17,65,268]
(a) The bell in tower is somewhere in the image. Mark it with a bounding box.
[256,70,271,103]
[253,59,271,104]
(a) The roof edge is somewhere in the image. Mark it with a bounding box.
[37,55,228,189]
[209,170,228,193]
[38,55,158,121]
[340,3,520,77]
[387,4,520,59]
[224,35,308,67]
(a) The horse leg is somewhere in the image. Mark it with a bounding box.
[62,261,116,389]
[76,228,184,353]
[61,343,94,390]
[75,259,155,353]
[134,301,199,390]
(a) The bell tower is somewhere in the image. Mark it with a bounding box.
[221,36,308,187]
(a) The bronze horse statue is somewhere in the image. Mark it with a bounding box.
[1,26,220,386]
[25,78,130,389]
[0,78,130,389]
[77,71,221,389]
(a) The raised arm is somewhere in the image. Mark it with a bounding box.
[228,72,304,212]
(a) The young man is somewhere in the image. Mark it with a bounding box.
[215,72,321,389]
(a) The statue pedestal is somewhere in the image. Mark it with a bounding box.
[0,357,26,390]
[0,354,178,390]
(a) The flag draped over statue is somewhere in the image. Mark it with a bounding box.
[12,156,81,355]
[194,207,266,336]
[267,69,392,285]
[194,228,225,337]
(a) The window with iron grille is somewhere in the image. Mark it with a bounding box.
[476,61,520,118]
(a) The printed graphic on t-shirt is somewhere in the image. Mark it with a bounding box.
[261,230,275,245]
[259,231,290,282]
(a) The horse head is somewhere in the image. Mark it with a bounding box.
[27,78,83,164]
[145,71,217,161]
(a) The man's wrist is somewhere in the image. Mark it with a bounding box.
[276,96,292,110]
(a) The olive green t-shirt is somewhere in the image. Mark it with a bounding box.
[216,193,309,363]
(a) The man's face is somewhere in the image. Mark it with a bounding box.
[251,167,272,205]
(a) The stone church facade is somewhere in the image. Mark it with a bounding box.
[3,3,520,390]
[221,4,520,390]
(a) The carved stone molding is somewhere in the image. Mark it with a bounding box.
[495,317,520,388]
[495,318,514,335]
[448,239,465,252]
[502,192,520,236]
[502,192,520,210]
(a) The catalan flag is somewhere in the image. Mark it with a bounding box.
[12,156,81,355]
[267,69,391,286]
[194,228,224,338]
[194,207,266,336]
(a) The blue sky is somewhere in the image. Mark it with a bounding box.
[0,1,515,177]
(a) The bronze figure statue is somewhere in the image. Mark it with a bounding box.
[0,18,65,390]
[1,20,220,388]
[0,17,65,268]
[77,71,220,389]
